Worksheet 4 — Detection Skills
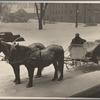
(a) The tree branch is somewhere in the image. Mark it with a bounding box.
[44,3,48,11]
[40,3,43,20]
[43,3,48,18]
[35,3,40,20]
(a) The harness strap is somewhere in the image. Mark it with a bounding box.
[39,50,41,59]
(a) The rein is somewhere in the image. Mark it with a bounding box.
[0,55,4,57]
[64,45,73,55]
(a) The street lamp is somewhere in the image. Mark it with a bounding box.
[75,4,79,28]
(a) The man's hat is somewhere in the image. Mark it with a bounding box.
[75,33,79,36]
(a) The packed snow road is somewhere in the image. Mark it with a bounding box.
[0,19,100,97]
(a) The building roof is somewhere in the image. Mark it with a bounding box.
[10,3,35,14]
[23,8,35,13]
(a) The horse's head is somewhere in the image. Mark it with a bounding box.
[85,51,92,58]
[0,40,12,59]
[0,40,3,52]
[85,50,99,64]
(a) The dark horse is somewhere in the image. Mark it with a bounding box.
[0,40,45,84]
[89,44,100,64]
[9,44,64,88]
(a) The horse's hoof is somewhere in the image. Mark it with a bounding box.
[14,79,17,82]
[26,84,32,88]
[14,80,16,82]
[35,75,41,78]
[15,81,21,84]
[52,78,57,81]
[58,78,63,81]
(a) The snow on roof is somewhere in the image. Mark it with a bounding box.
[10,5,19,13]
[10,8,35,14]
[24,8,35,13]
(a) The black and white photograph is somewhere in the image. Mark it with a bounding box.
[0,1,100,98]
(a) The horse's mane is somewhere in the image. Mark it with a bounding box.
[11,44,32,58]
[16,44,31,52]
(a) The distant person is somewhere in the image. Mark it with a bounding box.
[71,33,86,45]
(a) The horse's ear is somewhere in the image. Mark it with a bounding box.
[14,43,20,49]
[17,43,19,45]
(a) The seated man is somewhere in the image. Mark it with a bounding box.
[71,33,86,45]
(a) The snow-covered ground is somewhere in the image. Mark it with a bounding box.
[0,19,100,98]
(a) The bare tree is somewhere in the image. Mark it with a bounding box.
[0,3,2,21]
[84,4,87,26]
[0,3,11,22]
[35,3,48,30]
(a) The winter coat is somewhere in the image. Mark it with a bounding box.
[71,36,86,44]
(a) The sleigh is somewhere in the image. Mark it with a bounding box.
[64,44,90,69]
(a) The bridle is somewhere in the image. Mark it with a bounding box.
[0,38,23,62]
[0,55,4,57]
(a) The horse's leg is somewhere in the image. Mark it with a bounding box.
[11,64,21,84]
[35,67,43,78]
[26,65,34,88]
[58,60,64,81]
[52,62,58,81]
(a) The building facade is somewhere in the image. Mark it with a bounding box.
[45,3,100,24]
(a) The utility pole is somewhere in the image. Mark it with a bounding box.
[75,3,79,28]
[84,4,87,26]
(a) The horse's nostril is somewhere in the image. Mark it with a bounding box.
[1,59,3,61]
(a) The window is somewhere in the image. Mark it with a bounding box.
[54,4,56,8]
[89,4,92,7]
[72,4,75,7]
[62,4,64,8]
[52,11,54,14]
[57,16,59,20]
[65,10,67,14]
[50,10,51,14]
[69,16,73,20]
[78,16,81,20]
[55,10,57,14]
[55,3,58,8]
[49,4,51,9]
[61,16,63,20]
[65,4,67,7]
[70,10,73,14]
[58,10,60,14]
[62,10,63,14]
[95,9,99,13]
